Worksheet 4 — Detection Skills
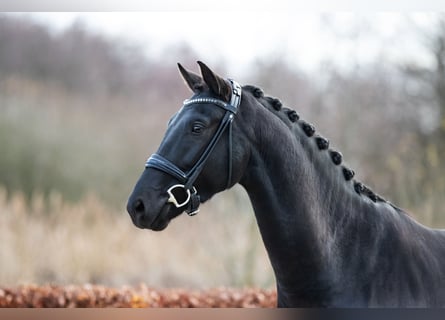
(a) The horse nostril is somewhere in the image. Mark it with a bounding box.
[134,199,145,215]
[127,198,146,216]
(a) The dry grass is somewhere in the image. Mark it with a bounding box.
[0,186,274,289]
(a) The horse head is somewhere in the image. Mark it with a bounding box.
[127,62,249,230]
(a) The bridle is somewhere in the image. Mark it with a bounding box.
[145,79,242,216]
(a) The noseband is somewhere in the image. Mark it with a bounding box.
[145,79,242,216]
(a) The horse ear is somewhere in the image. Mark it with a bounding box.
[178,63,205,93]
[197,61,231,101]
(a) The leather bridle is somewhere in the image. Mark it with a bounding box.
[145,79,242,216]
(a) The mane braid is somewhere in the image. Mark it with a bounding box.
[285,109,300,122]
[244,85,386,204]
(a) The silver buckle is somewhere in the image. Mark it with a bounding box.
[167,184,195,208]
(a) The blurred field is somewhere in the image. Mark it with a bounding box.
[0,73,273,288]
[0,76,169,207]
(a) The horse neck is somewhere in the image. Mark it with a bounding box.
[238,101,379,303]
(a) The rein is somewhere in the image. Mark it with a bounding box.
[145,79,242,216]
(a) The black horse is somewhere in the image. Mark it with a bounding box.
[127,61,445,307]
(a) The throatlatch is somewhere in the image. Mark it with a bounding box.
[145,79,242,216]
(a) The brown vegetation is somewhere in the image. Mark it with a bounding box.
[0,285,277,307]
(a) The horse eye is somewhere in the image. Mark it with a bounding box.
[192,123,205,134]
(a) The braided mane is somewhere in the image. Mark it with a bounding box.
[243,85,386,204]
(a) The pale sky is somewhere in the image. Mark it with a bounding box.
[10,12,441,75]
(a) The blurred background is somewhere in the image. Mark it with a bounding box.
[1,12,445,289]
